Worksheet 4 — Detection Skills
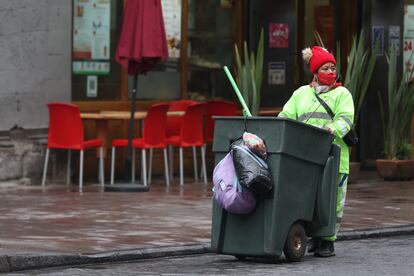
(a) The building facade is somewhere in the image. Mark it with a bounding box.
[0,1,71,183]
[0,0,409,184]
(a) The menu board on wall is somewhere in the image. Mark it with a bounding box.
[73,0,110,74]
[161,0,181,58]
[404,5,414,74]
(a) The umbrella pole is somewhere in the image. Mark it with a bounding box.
[104,75,148,192]
[125,74,138,183]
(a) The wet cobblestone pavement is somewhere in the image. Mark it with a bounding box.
[0,171,413,254]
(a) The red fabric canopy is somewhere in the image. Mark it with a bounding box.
[115,0,168,75]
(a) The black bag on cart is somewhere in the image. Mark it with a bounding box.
[231,139,273,197]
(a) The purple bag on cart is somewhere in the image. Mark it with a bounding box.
[212,152,257,214]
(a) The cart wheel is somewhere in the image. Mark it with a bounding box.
[234,255,246,261]
[283,223,307,262]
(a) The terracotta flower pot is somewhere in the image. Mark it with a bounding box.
[376,159,414,181]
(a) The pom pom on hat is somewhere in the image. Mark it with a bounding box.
[302,46,336,73]
[302,48,313,63]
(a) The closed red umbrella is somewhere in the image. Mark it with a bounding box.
[116,0,168,75]
[110,0,168,191]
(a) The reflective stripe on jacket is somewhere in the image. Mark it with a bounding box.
[278,85,355,174]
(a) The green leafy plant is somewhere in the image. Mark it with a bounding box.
[378,45,414,160]
[234,28,264,116]
[339,31,378,126]
[396,141,412,160]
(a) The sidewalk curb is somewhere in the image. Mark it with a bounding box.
[0,244,211,273]
[1,225,414,273]
[337,224,414,241]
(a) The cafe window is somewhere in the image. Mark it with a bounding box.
[186,0,234,100]
[71,0,241,103]
[71,0,122,101]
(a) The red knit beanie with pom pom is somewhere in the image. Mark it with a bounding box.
[302,46,336,74]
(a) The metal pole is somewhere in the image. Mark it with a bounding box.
[125,74,138,182]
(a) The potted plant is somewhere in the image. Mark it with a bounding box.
[316,30,378,183]
[376,45,414,180]
[234,29,264,116]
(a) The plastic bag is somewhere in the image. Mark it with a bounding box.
[212,152,257,214]
[242,132,267,160]
[231,138,273,197]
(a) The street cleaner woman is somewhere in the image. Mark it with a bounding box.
[278,46,355,257]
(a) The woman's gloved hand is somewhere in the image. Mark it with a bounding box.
[321,125,334,134]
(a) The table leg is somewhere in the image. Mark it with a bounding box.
[95,120,109,158]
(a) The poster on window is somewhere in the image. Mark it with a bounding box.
[372,26,384,56]
[268,62,285,85]
[87,75,98,98]
[404,5,414,75]
[389,25,400,55]
[73,0,110,61]
[161,0,181,58]
[268,23,289,48]
[72,61,110,75]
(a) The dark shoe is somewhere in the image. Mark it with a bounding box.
[307,238,321,253]
[314,240,335,257]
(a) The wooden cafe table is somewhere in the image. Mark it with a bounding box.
[80,110,184,158]
[80,107,280,158]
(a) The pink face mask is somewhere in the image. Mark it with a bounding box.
[317,72,337,86]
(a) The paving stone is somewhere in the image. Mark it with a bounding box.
[0,170,413,272]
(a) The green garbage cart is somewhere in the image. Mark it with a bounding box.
[211,116,340,262]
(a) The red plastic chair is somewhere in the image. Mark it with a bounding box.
[165,100,197,181]
[205,100,239,143]
[110,103,170,186]
[166,100,197,138]
[167,102,207,185]
[42,103,104,191]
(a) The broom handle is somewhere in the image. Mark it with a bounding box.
[223,66,252,117]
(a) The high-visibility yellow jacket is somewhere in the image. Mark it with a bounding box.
[278,85,354,174]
